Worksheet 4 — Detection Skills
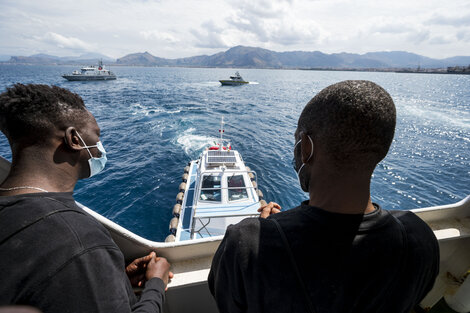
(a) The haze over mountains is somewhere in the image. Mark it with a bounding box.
[4,46,470,69]
[5,52,114,65]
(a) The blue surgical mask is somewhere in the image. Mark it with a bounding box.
[76,132,107,178]
[292,135,314,191]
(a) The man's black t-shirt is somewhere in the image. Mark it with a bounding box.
[0,192,165,313]
[208,201,439,313]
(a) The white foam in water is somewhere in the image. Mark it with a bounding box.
[176,128,219,156]
[401,100,469,130]
[131,103,181,116]
[131,103,159,116]
[167,109,182,114]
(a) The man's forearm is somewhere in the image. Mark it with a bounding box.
[131,278,166,313]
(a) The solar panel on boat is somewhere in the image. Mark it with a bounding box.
[207,150,237,164]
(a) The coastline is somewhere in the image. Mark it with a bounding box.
[1,62,470,75]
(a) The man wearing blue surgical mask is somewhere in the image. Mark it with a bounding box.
[65,122,107,179]
[209,81,439,313]
[0,84,171,313]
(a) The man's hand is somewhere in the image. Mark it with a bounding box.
[258,202,281,218]
[126,253,153,287]
[126,251,173,288]
[145,252,173,289]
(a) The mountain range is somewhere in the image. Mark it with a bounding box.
[4,46,470,69]
[5,52,114,65]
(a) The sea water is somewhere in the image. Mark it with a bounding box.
[0,65,468,241]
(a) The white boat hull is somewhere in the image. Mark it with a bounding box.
[62,75,116,81]
[62,60,117,81]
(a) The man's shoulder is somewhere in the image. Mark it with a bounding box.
[225,217,262,241]
[223,206,309,244]
[0,193,82,217]
[388,209,433,233]
[387,209,438,250]
[0,193,115,249]
[223,217,282,251]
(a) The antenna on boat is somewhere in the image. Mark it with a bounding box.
[219,116,225,149]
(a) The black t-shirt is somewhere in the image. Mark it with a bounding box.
[208,201,439,313]
[0,192,165,313]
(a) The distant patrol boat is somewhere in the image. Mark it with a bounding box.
[62,60,116,81]
[219,71,249,85]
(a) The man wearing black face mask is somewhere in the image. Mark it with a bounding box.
[0,84,172,312]
[208,80,439,313]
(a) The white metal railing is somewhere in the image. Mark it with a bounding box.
[189,168,260,240]
[187,212,259,239]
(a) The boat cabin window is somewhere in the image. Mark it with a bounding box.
[200,175,221,202]
[227,174,248,201]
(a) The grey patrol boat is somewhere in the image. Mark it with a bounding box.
[62,60,116,81]
[219,71,249,85]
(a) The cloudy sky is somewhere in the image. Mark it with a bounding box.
[1,0,469,59]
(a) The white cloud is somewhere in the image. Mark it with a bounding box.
[428,36,454,45]
[372,24,412,35]
[456,30,470,42]
[0,0,470,59]
[427,13,470,27]
[406,29,431,44]
[234,0,293,19]
[40,32,95,52]
[225,0,323,46]
[191,21,229,49]
[139,30,180,44]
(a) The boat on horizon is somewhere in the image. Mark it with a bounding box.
[62,60,116,81]
[219,71,249,86]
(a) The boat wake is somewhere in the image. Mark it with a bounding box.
[130,103,182,116]
[176,128,219,157]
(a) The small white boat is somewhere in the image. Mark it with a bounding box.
[219,71,249,86]
[165,117,264,242]
[62,60,116,81]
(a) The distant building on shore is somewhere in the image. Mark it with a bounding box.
[447,65,470,73]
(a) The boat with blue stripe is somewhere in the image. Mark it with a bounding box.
[166,117,264,242]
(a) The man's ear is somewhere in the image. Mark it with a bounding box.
[300,132,314,164]
[64,127,83,151]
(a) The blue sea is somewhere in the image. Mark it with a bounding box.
[0,65,469,241]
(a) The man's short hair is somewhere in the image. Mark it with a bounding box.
[0,84,89,144]
[298,80,396,170]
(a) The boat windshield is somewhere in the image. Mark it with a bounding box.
[227,174,248,201]
[200,175,221,202]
